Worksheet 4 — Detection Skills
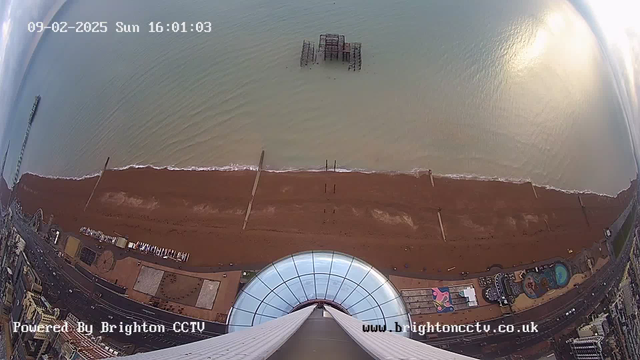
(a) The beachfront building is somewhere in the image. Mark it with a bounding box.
[566,336,605,360]
[16,291,60,358]
[577,313,609,338]
[47,317,116,359]
[120,251,476,359]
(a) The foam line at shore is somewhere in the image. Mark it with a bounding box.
[23,163,621,198]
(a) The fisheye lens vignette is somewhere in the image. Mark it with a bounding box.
[0,0,639,359]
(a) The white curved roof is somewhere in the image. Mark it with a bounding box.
[118,305,475,360]
[227,251,411,336]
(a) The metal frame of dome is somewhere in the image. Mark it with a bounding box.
[227,250,412,336]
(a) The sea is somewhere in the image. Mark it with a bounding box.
[2,0,637,196]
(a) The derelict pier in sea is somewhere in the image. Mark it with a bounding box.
[300,34,362,71]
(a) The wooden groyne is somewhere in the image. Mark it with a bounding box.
[13,96,40,188]
[84,157,110,212]
[243,150,265,230]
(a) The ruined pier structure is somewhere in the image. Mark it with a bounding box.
[300,34,362,71]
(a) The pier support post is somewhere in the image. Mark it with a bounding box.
[243,150,265,230]
[429,169,434,187]
[334,160,336,172]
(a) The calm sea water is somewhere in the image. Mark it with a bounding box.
[3,0,637,195]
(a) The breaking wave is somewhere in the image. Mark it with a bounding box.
[22,163,622,198]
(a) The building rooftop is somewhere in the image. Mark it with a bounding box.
[227,251,411,336]
[53,320,114,359]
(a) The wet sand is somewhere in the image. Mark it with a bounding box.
[14,168,635,274]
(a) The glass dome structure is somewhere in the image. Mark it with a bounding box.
[227,251,411,336]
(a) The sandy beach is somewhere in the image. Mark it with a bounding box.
[12,168,635,274]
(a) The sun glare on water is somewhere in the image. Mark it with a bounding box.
[587,0,639,141]
[587,0,640,47]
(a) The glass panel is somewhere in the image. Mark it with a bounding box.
[342,285,370,310]
[363,318,385,326]
[348,294,379,315]
[354,308,382,322]
[273,282,300,308]
[325,275,345,301]
[234,293,261,314]
[380,297,407,318]
[228,251,410,335]
[330,253,353,277]
[257,302,287,318]
[264,291,293,313]
[345,258,371,284]
[313,251,333,274]
[300,274,316,300]
[333,278,357,304]
[293,252,314,275]
[254,314,276,325]
[384,314,411,337]
[366,304,384,321]
[273,256,298,281]
[257,264,283,290]
[228,308,255,326]
[286,278,308,303]
[315,274,330,299]
[371,283,398,305]
[241,277,271,300]
[228,325,249,333]
[359,270,387,294]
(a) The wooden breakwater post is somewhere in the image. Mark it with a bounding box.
[530,182,538,199]
[437,207,446,241]
[578,195,590,227]
[84,157,110,212]
[429,169,434,187]
[13,96,41,188]
[334,160,336,171]
[326,160,328,172]
[243,150,265,230]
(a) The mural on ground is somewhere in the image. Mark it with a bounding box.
[401,285,477,315]
[432,287,454,313]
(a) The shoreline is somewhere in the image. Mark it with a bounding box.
[19,162,631,198]
[12,166,636,274]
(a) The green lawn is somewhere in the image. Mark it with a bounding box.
[613,204,636,257]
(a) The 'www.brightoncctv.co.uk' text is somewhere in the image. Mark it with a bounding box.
[363,322,539,336]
